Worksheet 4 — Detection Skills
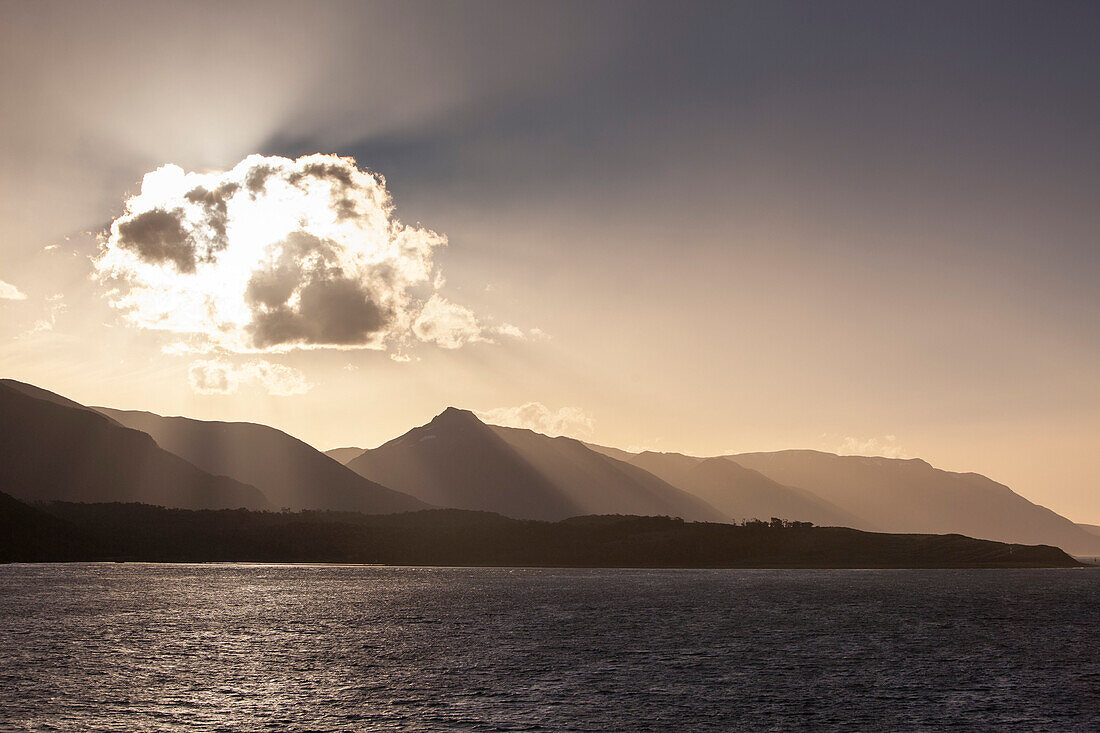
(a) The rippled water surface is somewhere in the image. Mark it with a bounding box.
[0,565,1097,731]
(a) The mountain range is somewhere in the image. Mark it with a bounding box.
[2,377,1098,556]
[585,446,1100,555]
[727,450,1099,554]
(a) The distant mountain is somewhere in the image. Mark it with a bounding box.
[628,452,867,528]
[324,447,365,464]
[1078,523,1100,537]
[0,490,102,562]
[728,450,1100,556]
[96,408,427,514]
[346,408,726,522]
[0,380,268,510]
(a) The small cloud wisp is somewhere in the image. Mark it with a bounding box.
[838,435,909,459]
[188,359,313,397]
[0,279,26,300]
[477,402,595,438]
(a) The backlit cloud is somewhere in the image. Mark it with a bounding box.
[188,359,313,397]
[412,294,486,349]
[0,279,26,300]
[22,295,66,336]
[838,435,909,459]
[95,154,499,355]
[410,297,539,349]
[477,402,595,438]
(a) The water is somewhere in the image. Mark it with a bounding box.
[0,566,1097,731]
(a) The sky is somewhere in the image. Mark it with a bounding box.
[1,1,1098,522]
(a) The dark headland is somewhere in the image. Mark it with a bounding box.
[1,493,1082,568]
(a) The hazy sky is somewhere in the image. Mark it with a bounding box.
[1,1,1098,522]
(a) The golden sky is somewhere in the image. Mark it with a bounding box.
[1,2,1098,523]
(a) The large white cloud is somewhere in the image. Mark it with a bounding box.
[477,402,595,438]
[95,154,495,354]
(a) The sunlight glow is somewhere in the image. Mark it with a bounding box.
[94,154,446,354]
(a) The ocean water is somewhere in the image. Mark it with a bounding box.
[0,565,1097,732]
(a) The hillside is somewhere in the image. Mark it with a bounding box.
[96,408,427,514]
[0,381,269,510]
[27,501,1083,568]
[0,490,101,562]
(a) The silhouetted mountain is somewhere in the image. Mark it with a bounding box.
[346,408,581,520]
[95,408,427,514]
[0,380,268,510]
[629,452,867,528]
[727,450,1100,556]
[324,447,365,464]
[346,408,725,521]
[12,374,1092,557]
[0,491,101,562]
[32,502,1082,568]
[1,378,122,424]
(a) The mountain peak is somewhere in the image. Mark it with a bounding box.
[432,407,484,425]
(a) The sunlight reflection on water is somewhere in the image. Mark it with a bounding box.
[0,565,1097,731]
